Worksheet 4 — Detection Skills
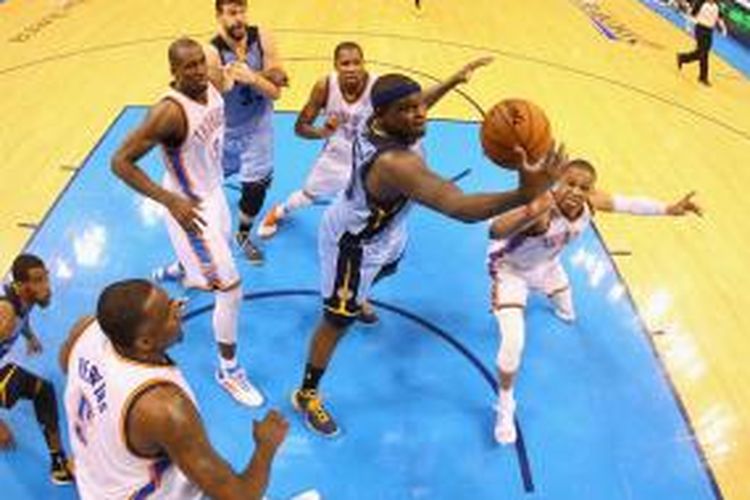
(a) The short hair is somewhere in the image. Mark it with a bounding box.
[565,158,597,178]
[96,279,154,349]
[11,254,46,283]
[334,41,363,62]
[168,37,202,67]
[215,0,246,12]
[370,73,422,112]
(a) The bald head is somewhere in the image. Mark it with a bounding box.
[168,37,203,68]
[97,279,155,349]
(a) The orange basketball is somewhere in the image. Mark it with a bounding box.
[480,99,554,170]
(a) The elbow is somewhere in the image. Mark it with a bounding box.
[111,154,126,178]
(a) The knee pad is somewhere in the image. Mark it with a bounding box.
[213,284,242,345]
[239,179,271,217]
[495,307,525,374]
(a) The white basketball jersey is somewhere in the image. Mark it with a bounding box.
[323,72,376,153]
[488,205,592,271]
[161,84,225,199]
[64,321,203,500]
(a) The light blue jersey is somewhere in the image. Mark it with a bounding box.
[210,27,274,182]
[319,124,423,319]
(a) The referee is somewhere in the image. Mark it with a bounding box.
[677,0,728,86]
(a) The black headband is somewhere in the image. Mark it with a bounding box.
[371,82,422,109]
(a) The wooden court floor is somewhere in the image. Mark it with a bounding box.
[1,0,749,497]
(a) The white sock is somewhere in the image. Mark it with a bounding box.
[219,354,238,371]
[500,387,514,405]
[551,288,575,321]
[282,190,314,216]
[213,286,241,371]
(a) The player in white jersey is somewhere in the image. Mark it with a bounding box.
[60,279,288,500]
[488,159,702,445]
[258,41,376,239]
[112,38,263,407]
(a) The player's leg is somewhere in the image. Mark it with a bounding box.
[259,152,347,239]
[237,176,271,264]
[0,363,74,483]
[293,233,370,437]
[163,193,263,406]
[490,267,529,444]
[236,123,274,262]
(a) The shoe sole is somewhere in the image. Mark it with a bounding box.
[51,477,75,485]
[290,391,340,438]
[216,372,265,408]
[257,226,278,239]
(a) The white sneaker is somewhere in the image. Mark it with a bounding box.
[494,397,517,445]
[257,205,284,239]
[151,262,185,284]
[554,307,576,324]
[216,367,265,407]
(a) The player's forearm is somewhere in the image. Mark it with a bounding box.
[421,75,461,109]
[238,442,278,500]
[489,204,541,239]
[235,72,281,100]
[447,190,528,223]
[111,159,175,207]
[295,121,327,139]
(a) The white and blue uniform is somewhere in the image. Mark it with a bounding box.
[320,125,422,319]
[303,72,376,198]
[64,320,203,500]
[487,205,591,309]
[210,28,274,182]
[160,83,240,291]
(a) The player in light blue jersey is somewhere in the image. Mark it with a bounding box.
[206,0,288,264]
[291,59,570,437]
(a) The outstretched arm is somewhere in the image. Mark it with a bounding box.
[379,150,527,222]
[130,384,288,500]
[589,190,702,217]
[421,56,493,109]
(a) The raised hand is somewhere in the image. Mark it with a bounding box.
[667,191,702,217]
[454,56,494,84]
[253,409,289,450]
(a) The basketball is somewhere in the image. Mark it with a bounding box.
[480,99,553,170]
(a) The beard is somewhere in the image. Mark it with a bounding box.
[228,23,245,41]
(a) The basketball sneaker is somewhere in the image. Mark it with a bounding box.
[494,395,517,445]
[236,232,264,265]
[291,389,339,437]
[151,261,185,284]
[216,366,265,408]
[554,308,575,324]
[50,454,75,485]
[257,205,284,239]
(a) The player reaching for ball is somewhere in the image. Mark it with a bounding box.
[291,57,571,437]
[487,159,702,445]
